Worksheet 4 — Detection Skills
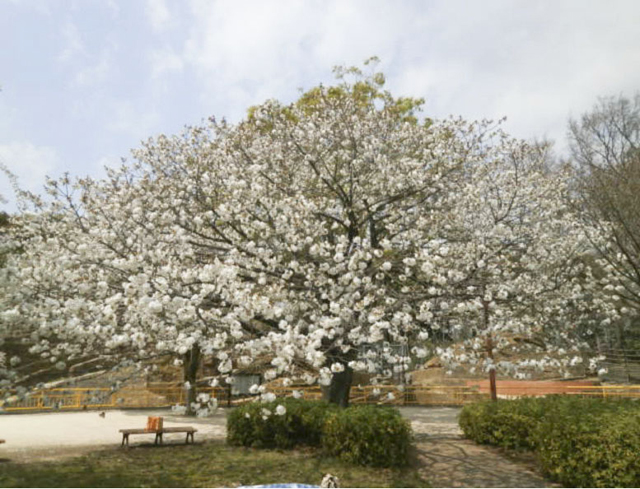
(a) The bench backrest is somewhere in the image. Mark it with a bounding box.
[146,416,164,431]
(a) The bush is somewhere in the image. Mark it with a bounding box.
[534,409,640,487]
[322,405,413,467]
[227,398,337,449]
[459,396,640,487]
[228,399,413,468]
[459,397,547,450]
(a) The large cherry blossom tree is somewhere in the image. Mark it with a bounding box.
[2,64,610,407]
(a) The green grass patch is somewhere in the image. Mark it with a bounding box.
[0,440,428,488]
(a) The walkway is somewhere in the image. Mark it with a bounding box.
[401,407,555,488]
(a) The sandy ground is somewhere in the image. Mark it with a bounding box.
[0,406,459,463]
[0,408,227,462]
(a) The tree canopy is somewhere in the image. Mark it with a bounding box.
[0,65,613,407]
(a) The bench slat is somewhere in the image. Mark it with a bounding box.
[119,428,197,434]
[119,425,197,446]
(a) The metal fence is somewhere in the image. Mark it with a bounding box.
[599,348,640,383]
[1,387,115,412]
[3,383,640,412]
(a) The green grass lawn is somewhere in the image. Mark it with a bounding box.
[0,441,428,487]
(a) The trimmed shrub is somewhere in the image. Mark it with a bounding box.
[322,405,413,467]
[534,409,640,487]
[459,396,640,487]
[459,397,547,449]
[227,398,337,449]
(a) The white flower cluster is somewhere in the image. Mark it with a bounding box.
[0,71,618,395]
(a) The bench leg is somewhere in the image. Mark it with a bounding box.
[122,434,129,447]
[155,432,163,445]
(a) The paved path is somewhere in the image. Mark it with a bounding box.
[400,407,554,488]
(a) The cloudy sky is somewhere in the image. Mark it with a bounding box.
[1,0,639,212]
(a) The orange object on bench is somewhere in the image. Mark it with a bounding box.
[146,416,163,432]
[119,416,196,446]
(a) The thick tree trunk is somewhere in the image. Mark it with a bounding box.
[323,349,356,407]
[325,366,354,407]
[183,344,201,416]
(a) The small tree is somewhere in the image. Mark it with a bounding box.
[422,141,607,398]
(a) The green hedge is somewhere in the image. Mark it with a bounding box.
[227,398,337,449]
[458,396,547,449]
[459,396,640,487]
[227,399,412,467]
[534,407,640,487]
[322,405,413,467]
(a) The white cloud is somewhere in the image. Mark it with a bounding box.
[0,141,60,210]
[179,0,640,149]
[105,0,120,18]
[388,0,640,148]
[182,0,415,118]
[146,0,172,32]
[150,48,184,80]
[74,55,111,87]
[57,21,86,62]
[107,101,161,140]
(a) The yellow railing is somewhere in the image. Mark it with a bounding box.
[1,387,116,412]
[564,385,640,399]
[4,383,640,412]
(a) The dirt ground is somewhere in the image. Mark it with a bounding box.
[0,408,226,462]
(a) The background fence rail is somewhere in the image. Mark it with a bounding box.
[3,383,640,412]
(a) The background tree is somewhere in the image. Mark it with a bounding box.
[569,93,640,348]
[428,140,607,399]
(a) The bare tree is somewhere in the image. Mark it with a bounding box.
[569,94,640,344]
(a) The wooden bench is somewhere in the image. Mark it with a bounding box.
[119,427,197,446]
[119,416,197,446]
